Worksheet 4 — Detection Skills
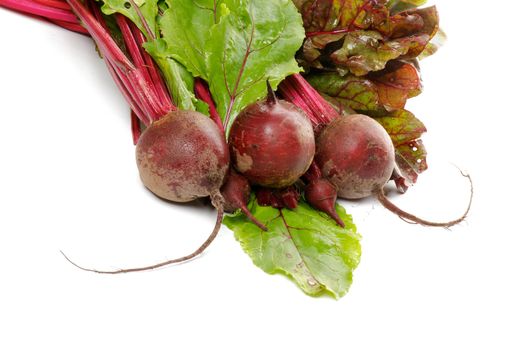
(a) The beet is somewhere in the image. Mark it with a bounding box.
[302,161,345,226]
[305,178,344,227]
[63,110,231,274]
[221,170,268,231]
[229,84,315,188]
[316,114,473,227]
[316,114,395,200]
[136,110,229,202]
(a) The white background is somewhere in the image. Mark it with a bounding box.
[1,1,526,349]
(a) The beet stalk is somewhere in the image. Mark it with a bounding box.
[0,0,88,34]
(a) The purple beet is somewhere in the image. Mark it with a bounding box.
[221,170,268,231]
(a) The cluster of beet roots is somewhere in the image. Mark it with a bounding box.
[2,0,472,275]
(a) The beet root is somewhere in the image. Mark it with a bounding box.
[136,110,230,202]
[302,162,345,226]
[305,178,345,227]
[316,114,472,228]
[229,84,315,188]
[221,170,268,231]
[61,110,231,274]
[316,114,395,199]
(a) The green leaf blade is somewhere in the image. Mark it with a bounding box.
[224,199,361,299]
[206,0,305,132]
[158,0,226,79]
[97,0,158,37]
[143,40,203,111]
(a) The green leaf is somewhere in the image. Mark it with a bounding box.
[96,0,158,37]
[95,0,204,111]
[157,0,227,79]
[143,39,204,112]
[206,0,305,132]
[116,0,304,130]
[224,199,361,298]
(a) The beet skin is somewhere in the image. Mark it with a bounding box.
[136,110,230,202]
[229,91,315,188]
[316,114,395,199]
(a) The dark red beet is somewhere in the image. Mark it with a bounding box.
[136,110,230,202]
[316,114,473,228]
[305,178,345,227]
[302,162,345,226]
[63,110,231,274]
[316,114,395,199]
[229,84,315,188]
[221,170,268,231]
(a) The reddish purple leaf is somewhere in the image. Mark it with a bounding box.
[369,61,421,110]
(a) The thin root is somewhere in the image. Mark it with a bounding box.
[376,172,473,228]
[61,205,224,274]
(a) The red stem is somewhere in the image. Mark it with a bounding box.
[86,0,151,125]
[105,57,150,125]
[48,18,88,34]
[0,0,79,23]
[66,0,135,73]
[33,0,71,11]
[67,0,173,123]
[113,15,171,121]
[115,14,148,75]
[131,110,142,145]
[279,74,340,129]
[0,0,88,34]
[86,0,152,125]
[130,24,174,116]
[194,78,224,133]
